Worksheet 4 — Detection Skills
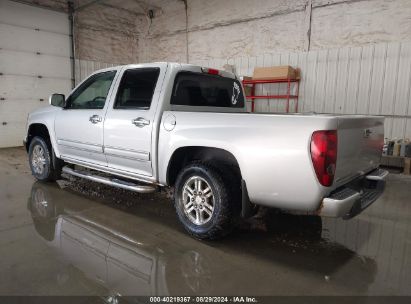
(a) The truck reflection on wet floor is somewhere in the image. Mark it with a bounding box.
[28,180,377,296]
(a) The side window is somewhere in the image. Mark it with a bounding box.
[114,68,160,110]
[67,71,116,109]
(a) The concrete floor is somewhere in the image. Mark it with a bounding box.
[0,147,410,296]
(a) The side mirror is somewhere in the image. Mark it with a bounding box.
[49,94,66,108]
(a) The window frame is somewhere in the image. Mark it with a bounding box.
[64,70,117,110]
[113,67,161,111]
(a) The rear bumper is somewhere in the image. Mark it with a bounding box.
[319,168,388,218]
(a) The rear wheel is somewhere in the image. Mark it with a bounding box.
[28,136,62,181]
[174,162,240,240]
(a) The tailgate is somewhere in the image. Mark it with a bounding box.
[334,116,384,186]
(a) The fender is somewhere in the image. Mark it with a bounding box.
[26,106,61,157]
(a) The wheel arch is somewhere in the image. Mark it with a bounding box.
[26,123,51,151]
[166,146,256,219]
[166,146,242,187]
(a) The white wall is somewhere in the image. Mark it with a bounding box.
[192,41,411,141]
[74,59,118,86]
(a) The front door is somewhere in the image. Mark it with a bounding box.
[55,70,118,166]
[103,64,167,177]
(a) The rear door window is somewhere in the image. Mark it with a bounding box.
[114,68,160,110]
[171,72,245,108]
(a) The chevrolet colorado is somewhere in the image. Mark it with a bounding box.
[25,62,387,239]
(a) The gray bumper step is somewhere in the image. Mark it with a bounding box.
[365,168,389,181]
[62,166,156,194]
[320,169,388,218]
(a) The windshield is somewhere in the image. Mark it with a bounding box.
[171,72,245,108]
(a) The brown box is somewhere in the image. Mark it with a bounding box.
[295,68,301,80]
[252,66,297,80]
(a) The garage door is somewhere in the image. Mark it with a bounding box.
[0,0,72,148]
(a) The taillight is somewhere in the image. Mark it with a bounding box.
[201,67,220,75]
[310,130,338,187]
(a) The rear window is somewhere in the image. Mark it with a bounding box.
[171,72,245,108]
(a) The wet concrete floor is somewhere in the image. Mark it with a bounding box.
[0,147,410,296]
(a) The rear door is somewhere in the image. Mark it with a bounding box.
[55,69,118,166]
[103,63,167,177]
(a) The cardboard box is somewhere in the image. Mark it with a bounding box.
[295,68,301,80]
[252,66,297,80]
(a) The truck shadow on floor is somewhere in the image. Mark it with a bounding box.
[27,180,377,295]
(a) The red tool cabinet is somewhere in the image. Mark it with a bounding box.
[242,78,300,113]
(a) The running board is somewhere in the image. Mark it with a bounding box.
[62,166,156,194]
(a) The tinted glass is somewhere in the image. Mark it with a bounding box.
[171,72,245,108]
[114,68,160,109]
[67,71,116,109]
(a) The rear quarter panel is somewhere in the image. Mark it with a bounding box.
[158,112,338,212]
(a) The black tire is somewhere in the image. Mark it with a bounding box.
[174,162,240,240]
[28,136,62,182]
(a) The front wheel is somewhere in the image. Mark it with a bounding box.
[28,136,62,181]
[174,162,240,240]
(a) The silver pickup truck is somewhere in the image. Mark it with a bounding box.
[25,62,388,239]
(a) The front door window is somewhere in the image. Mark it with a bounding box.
[66,71,117,109]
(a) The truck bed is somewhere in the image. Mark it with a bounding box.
[159,111,384,213]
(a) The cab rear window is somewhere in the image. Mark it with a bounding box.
[171,72,245,108]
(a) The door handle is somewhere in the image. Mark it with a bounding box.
[132,117,150,127]
[89,115,102,124]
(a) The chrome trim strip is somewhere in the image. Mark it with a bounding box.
[59,144,103,155]
[104,153,148,162]
[104,146,150,162]
[104,145,149,154]
[58,138,102,147]
[57,139,103,153]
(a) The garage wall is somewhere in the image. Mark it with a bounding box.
[139,0,411,63]
[139,0,307,63]
[19,0,143,64]
[9,0,411,143]
[74,59,118,86]
[74,3,143,63]
[0,0,72,148]
[193,41,411,141]
[137,0,411,141]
